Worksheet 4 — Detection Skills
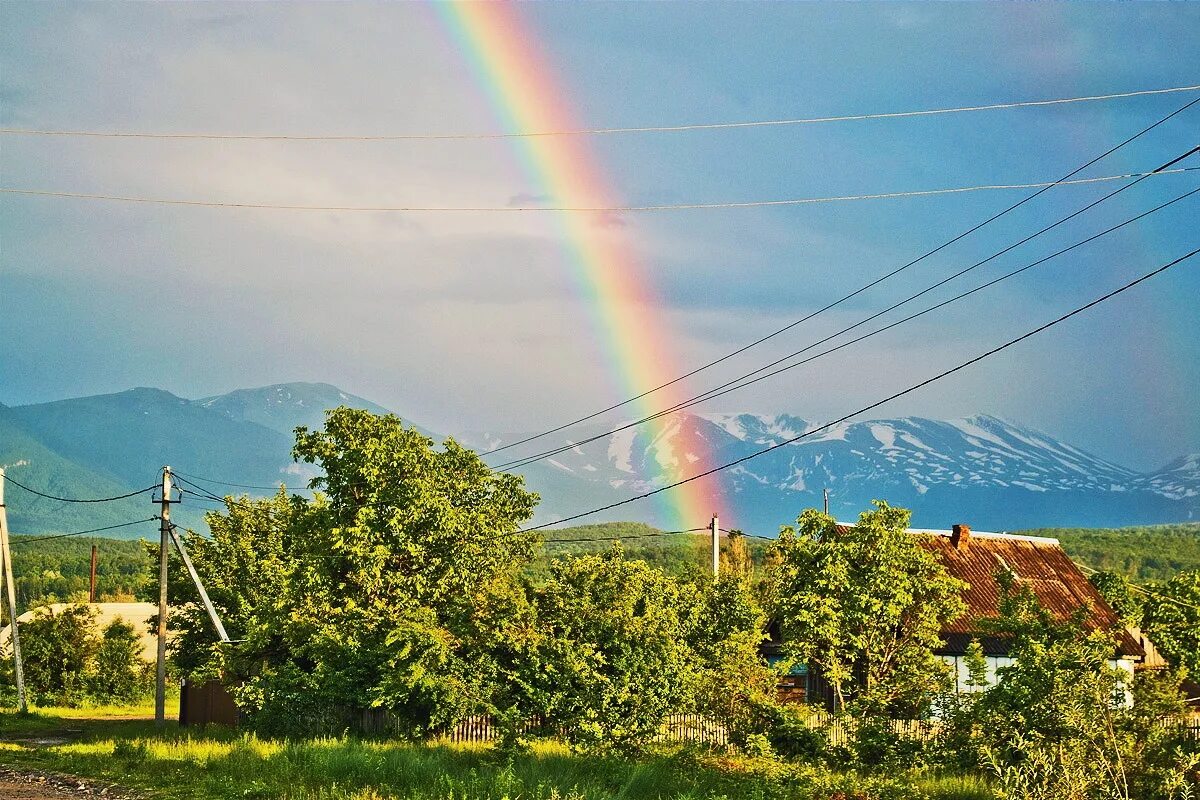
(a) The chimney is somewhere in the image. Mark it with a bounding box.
[950,524,971,551]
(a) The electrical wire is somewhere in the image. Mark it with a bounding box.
[508,246,1200,532]
[495,154,1200,471]
[172,469,314,492]
[1071,560,1200,613]
[483,96,1200,459]
[2,475,158,504]
[9,517,160,546]
[541,527,708,545]
[2,168,1196,213]
[720,528,777,541]
[2,84,1197,140]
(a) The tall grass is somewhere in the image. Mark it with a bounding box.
[0,709,993,800]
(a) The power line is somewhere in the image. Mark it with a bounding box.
[720,528,777,541]
[2,84,1197,140]
[1072,559,1200,613]
[496,155,1200,471]
[172,469,314,492]
[483,96,1200,459]
[1,168,1195,213]
[2,475,158,504]
[541,527,707,545]
[9,518,160,547]
[510,246,1199,532]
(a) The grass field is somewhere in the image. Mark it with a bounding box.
[0,707,995,800]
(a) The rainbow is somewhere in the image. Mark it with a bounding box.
[434,2,723,530]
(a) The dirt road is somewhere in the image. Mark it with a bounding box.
[0,768,138,799]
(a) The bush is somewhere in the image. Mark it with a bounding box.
[755,701,829,760]
[0,605,153,707]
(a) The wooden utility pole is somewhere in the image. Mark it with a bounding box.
[0,468,28,713]
[710,513,720,578]
[89,544,98,603]
[823,487,829,515]
[155,466,172,727]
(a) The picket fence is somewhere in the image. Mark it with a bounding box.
[425,713,730,746]
[418,711,1200,748]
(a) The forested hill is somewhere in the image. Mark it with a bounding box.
[1016,522,1200,581]
[10,522,1198,611]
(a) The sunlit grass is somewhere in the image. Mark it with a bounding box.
[0,706,995,800]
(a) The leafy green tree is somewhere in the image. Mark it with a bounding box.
[1142,570,1200,677]
[768,502,966,713]
[165,491,298,682]
[169,407,540,736]
[951,575,1198,800]
[684,574,775,744]
[89,619,151,702]
[519,549,695,751]
[18,605,98,704]
[1089,570,1143,627]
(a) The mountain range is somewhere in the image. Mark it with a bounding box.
[1,382,1196,536]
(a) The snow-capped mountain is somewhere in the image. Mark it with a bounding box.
[1141,454,1200,501]
[4,381,1195,536]
[474,413,1200,532]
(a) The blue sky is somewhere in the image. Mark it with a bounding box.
[1,2,1198,471]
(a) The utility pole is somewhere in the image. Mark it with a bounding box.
[823,487,829,515]
[89,544,98,604]
[0,468,28,713]
[710,513,720,578]
[155,466,172,727]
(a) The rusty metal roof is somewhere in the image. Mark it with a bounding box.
[913,530,1142,657]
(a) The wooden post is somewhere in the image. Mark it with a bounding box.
[0,468,28,713]
[710,513,720,578]
[89,544,98,604]
[155,466,172,727]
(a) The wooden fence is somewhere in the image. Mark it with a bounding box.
[433,711,1198,748]
[210,700,1200,747]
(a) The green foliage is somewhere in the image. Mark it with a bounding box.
[1141,571,1200,677]
[769,501,967,714]
[0,708,999,800]
[1088,570,1144,626]
[940,577,1198,800]
[17,604,97,703]
[517,549,696,751]
[3,605,151,706]
[685,573,776,744]
[90,618,153,702]
[7,534,152,609]
[170,407,540,737]
[1021,523,1200,581]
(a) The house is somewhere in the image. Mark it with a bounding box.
[763,523,1147,706]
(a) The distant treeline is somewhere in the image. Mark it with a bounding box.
[6,521,1198,611]
[7,534,152,610]
[535,522,772,581]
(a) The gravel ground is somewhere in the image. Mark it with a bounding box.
[0,767,140,799]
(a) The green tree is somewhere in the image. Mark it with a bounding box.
[169,407,540,736]
[17,605,97,705]
[954,576,1198,800]
[89,619,151,702]
[520,549,695,751]
[1088,570,1143,627]
[768,502,966,714]
[1142,570,1200,677]
[684,573,775,744]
